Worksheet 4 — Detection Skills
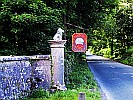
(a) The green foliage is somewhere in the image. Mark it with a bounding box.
[127,46,133,53]
[0,0,63,55]
[29,88,50,98]
[0,0,132,66]
[87,0,133,66]
[96,48,111,58]
[121,55,133,66]
[113,1,133,65]
[121,46,133,66]
[65,53,98,90]
[24,89,101,100]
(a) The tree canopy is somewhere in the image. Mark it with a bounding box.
[0,0,133,65]
[0,0,63,55]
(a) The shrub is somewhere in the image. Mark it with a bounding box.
[96,48,111,58]
[121,46,133,66]
[29,88,50,98]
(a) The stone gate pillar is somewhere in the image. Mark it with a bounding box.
[48,40,67,90]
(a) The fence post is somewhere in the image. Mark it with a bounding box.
[48,40,67,90]
[78,92,86,100]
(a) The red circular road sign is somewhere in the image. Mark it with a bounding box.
[72,33,87,52]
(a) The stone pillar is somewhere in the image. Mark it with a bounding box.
[48,40,67,90]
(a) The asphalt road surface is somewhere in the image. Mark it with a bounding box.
[87,55,133,100]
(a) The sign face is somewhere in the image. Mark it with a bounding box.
[72,33,87,52]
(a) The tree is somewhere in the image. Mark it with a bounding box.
[44,0,119,52]
[115,0,133,64]
[0,0,63,55]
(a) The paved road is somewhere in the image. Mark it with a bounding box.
[87,55,133,100]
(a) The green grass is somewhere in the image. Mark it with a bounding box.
[23,88,101,100]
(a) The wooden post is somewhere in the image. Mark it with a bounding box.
[78,92,86,100]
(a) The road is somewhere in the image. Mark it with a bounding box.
[87,55,133,100]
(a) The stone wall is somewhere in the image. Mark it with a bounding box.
[0,55,51,100]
